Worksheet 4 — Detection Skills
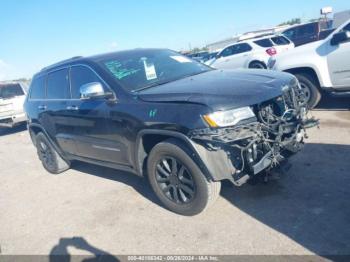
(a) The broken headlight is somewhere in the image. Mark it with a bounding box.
[203,107,255,127]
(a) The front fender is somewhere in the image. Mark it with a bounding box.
[135,129,235,182]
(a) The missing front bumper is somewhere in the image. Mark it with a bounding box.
[189,117,318,186]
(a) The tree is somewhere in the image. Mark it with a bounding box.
[278,18,301,26]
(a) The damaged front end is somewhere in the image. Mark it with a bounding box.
[188,80,319,186]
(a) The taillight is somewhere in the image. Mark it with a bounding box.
[266,47,277,56]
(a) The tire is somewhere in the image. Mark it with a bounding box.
[295,73,321,109]
[147,139,221,216]
[35,132,70,174]
[249,61,266,69]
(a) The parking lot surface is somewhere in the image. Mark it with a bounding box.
[0,97,349,257]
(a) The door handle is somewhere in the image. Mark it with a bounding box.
[66,105,79,111]
[38,105,47,110]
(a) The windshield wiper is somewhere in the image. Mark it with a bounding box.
[132,79,176,92]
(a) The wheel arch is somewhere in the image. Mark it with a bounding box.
[284,67,321,88]
[28,123,67,159]
[248,60,267,68]
[135,130,213,181]
[28,123,45,146]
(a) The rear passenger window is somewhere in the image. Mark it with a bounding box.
[234,43,252,54]
[30,76,46,99]
[283,29,296,40]
[254,39,273,47]
[298,23,316,37]
[47,69,70,99]
[70,66,103,99]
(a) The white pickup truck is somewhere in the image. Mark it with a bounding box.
[0,82,28,127]
[269,19,350,108]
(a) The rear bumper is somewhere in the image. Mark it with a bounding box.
[0,113,26,127]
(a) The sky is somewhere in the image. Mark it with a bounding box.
[0,0,349,80]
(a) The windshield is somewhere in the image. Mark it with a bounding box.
[100,49,212,92]
[0,84,24,99]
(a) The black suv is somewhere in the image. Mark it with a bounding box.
[25,49,317,215]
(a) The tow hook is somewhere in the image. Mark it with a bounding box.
[249,160,292,185]
[264,160,292,183]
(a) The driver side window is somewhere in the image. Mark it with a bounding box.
[70,66,103,99]
[220,45,235,57]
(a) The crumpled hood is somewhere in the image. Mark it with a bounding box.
[138,69,295,111]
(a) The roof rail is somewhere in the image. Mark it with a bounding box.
[41,56,83,71]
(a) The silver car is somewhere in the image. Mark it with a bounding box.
[0,82,27,127]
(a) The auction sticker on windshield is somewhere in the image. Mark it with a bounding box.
[142,59,157,80]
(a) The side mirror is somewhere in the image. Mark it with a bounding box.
[80,82,109,99]
[330,31,350,46]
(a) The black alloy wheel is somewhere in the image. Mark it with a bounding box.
[35,132,70,174]
[147,139,221,216]
[38,140,55,170]
[155,157,196,204]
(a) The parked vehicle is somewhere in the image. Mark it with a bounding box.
[187,51,210,63]
[204,50,220,66]
[333,10,350,28]
[24,49,317,215]
[0,82,27,127]
[208,35,294,70]
[269,19,350,108]
[281,20,333,47]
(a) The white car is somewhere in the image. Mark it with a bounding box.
[269,19,350,108]
[207,35,294,69]
[0,82,27,127]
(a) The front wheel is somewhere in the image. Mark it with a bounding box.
[147,139,221,216]
[295,73,321,109]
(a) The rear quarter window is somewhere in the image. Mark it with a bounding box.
[30,76,46,99]
[271,36,291,45]
[253,39,273,47]
[283,28,296,40]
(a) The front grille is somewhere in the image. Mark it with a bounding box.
[189,122,261,143]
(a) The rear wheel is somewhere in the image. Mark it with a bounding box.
[295,73,321,109]
[35,132,70,174]
[147,139,221,216]
[249,61,266,69]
